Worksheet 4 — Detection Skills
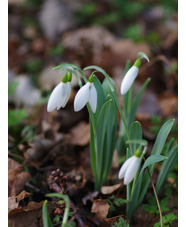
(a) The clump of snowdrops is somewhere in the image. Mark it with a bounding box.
[46,52,177,224]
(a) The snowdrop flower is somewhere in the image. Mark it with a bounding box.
[118,149,141,185]
[120,58,141,95]
[74,76,97,113]
[47,72,72,112]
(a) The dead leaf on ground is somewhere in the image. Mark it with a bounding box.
[69,121,90,146]
[9,201,43,227]
[106,215,129,225]
[16,190,31,202]
[9,200,57,227]
[82,191,99,205]
[8,158,31,196]
[91,199,110,219]
[8,196,19,210]
[8,190,31,211]
[101,183,121,195]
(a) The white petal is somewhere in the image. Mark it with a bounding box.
[47,82,63,112]
[56,83,68,110]
[88,84,97,113]
[118,156,132,179]
[74,82,90,112]
[124,156,140,185]
[61,82,71,108]
[120,66,139,95]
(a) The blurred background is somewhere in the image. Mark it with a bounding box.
[8,0,178,132]
[8,0,178,149]
[8,0,178,225]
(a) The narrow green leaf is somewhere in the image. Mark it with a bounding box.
[92,76,106,122]
[141,155,168,173]
[94,98,112,190]
[156,145,178,194]
[89,121,97,181]
[42,200,53,227]
[138,119,175,206]
[151,119,175,156]
[129,121,142,155]
[102,77,116,97]
[127,171,143,221]
[102,97,117,182]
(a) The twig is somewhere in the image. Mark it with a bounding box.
[70,202,86,227]
[147,167,163,227]
[116,181,124,197]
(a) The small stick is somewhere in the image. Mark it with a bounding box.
[116,181,124,197]
[147,167,163,227]
[70,202,86,227]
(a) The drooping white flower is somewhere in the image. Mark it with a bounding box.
[120,53,149,95]
[47,81,71,112]
[74,82,97,113]
[118,155,140,185]
[120,65,139,95]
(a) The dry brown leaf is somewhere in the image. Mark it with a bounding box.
[82,191,99,205]
[8,201,43,217]
[101,183,121,195]
[16,190,31,202]
[9,191,31,210]
[8,158,22,171]
[8,196,19,210]
[91,199,110,219]
[9,201,56,227]
[106,215,129,225]
[69,121,90,146]
[8,158,31,196]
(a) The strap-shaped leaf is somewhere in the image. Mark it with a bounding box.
[137,119,175,206]
[141,155,168,173]
[92,76,106,122]
[102,97,117,182]
[94,98,113,190]
[156,145,178,194]
[42,200,53,227]
[129,121,142,155]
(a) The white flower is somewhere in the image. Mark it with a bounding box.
[120,65,139,95]
[47,82,71,112]
[118,155,140,185]
[74,82,97,113]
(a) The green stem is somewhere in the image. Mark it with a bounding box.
[87,104,96,132]
[102,72,129,139]
[62,197,70,227]
[46,193,70,227]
